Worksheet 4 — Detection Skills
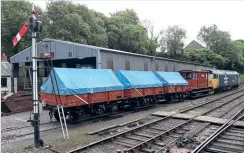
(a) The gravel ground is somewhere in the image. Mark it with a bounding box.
[1,109,55,130]
[185,92,244,115]
[1,89,243,153]
[206,95,244,118]
[221,101,244,119]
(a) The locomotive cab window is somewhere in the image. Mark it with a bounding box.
[186,73,193,79]
[193,73,197,80]
[181,72,193,80]
[208,74,214,79]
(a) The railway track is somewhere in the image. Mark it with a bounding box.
[2,88,241,139]
[192,106,244,153]
[88,88,244,136]
[119,93,244,153]
[66,89,244,153]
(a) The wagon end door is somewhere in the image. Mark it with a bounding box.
[197,72,208,89]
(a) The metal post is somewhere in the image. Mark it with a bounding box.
[32,31,40,148]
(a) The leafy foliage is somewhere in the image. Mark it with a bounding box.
[184,49,227,69]
[197,24,244,71]
[106,9,157,55]
[159,25,186,57]
[1,1,43,57]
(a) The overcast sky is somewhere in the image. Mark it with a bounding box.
[32,0,244,45]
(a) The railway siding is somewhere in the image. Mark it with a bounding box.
[192,107,244,153]
[66,89,244,153]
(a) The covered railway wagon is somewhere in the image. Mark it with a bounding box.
[116,70,163,108]
[40,68,124,122]
[155,72,188,100]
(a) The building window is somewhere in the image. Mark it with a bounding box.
[125,57,130,70]
[144,62,148,71]
[1,78,7,87]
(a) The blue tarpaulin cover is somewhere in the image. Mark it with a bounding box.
[155,72,188,86]
[40,68,124,95]
[116,70,163,89]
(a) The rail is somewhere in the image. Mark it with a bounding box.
[191,104,244,153]
[125,93,244,152]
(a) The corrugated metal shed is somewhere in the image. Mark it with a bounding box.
[10,38,214,71]
[1,61,12,77]
[10,38,98,64]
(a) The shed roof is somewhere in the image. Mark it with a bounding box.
[10,38,212,67]
[207,69,239,75]
[1,61,12,77]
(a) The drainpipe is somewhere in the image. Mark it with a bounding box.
[97,50,101,69]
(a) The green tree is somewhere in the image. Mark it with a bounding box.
[106,9,156,55]
[198,25,243,70]
[46,1,91,44]
[142,20,163,56]
[46,1,109,47]
[159,25,186,57]
[231,40,244,71]
[1,1,44,57]
[198,24,232,55]
[184,49,227,69]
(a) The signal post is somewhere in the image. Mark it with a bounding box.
[12,6,43,148]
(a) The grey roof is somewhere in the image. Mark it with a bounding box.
[208,69,239,75]
[10,38,212,67]
[184,40,204,50]
[1,61,12,77]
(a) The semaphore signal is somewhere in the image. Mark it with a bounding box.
[12,23,29,46]
[12,5,43,148]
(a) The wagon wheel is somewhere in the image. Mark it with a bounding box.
[69,112,80,124]
[54,109,67,121]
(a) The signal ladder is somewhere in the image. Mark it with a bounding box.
[41,56,69,139]
[57,105,69,139]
